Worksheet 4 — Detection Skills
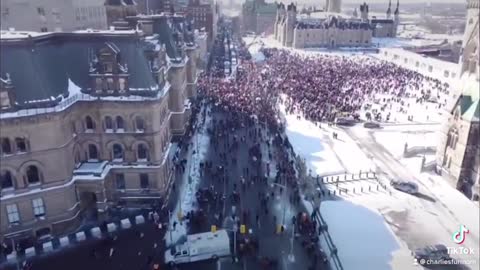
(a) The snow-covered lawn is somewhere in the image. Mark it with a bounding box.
[278,97,479,270]
[321,200,420,270]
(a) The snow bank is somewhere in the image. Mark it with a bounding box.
[321,200,419,270]
[279,102,344,176]
[165,114,212,246]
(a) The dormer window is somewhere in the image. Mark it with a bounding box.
[104,63,113,73]
[0,90,12,110]
[1,73,15,110]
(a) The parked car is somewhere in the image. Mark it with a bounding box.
[363,122,381,129]
[390,180,419,194]
[335,117,356,126]
[413,244,450,263]
[164,230,230,266]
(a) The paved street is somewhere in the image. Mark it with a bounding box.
[1,27,329,270]
[170,101,325,270]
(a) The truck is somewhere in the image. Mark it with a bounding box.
[164,230,231,266]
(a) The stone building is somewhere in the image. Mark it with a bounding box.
[0,13,199,242]
[0,0,107,32]
[325,0,342,13]
[369,0,400,38]
[436,0,479,200]
[186,0,219,45]
[242,0,277,34]
[105,0,138,27]
[274,3,372,49]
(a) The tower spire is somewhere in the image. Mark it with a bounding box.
[386,0,392,18]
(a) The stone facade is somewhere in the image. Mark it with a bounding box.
[436,0,480,200]
[370,0,400,38]
[0,23,198,241]
[242,0,277,34]
[275,3,372,49]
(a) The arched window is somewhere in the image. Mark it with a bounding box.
[112,144,123,160]
[0,170,14,189]
[26,165,41,184]
[1,138,11,154]
[85,116,95,130]
[88,144,98,160]
[15,138,27,152]
[137,144,148,160]
[105,116,113,130]
[135,116,145,131]
[116,116,124,130]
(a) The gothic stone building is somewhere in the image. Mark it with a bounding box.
[436,0,479,200]
[242,0,277,34]
[0,13,199,242]
[274,3,372,48]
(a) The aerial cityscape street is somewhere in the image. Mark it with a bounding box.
[0,0,479,270]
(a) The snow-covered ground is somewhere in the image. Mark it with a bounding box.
[245,38,479,269]
[280,101,479,270]
[321,200,420,270]
[165,114,211,246]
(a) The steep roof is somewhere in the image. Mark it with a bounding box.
[0,33,157,105]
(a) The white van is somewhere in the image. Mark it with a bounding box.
[165,230,231,266]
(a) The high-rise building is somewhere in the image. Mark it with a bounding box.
[436,0,479,200]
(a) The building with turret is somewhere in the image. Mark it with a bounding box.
[364,0,400,38]
[242,0,277,34]
[436,0,479,200]
[325,0,342,13]
[0,13,199,242]
[274,2,372,48]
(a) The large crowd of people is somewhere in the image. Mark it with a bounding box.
[199,42,451,127]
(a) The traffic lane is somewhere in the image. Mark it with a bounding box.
[187,110,318,269]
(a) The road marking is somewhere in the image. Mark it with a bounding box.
[242,258,247,270]
[217,258,222,270]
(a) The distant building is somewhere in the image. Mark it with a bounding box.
[0,0,107,32]
[436,0,479,200]
[325,0,342,13]
[105,0,138,27]
[364,0,400,38]
[274,3,372,48]
[242,0,277,34]
[0,13,199,242]
[186,0,219,45]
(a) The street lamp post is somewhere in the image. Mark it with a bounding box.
[271,182,287,225]
[271,182,294,261]
[168,211,173,245]
[233,224,238,262]
[288,224,295,262]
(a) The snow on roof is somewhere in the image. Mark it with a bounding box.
[68,78,83,96]
[0,31,51,40]
[73,29,141,35]
[0,82,171,119]
[73,161,109,175]
[0,163,165,200]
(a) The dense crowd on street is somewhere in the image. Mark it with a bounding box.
[198,44,451,126]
